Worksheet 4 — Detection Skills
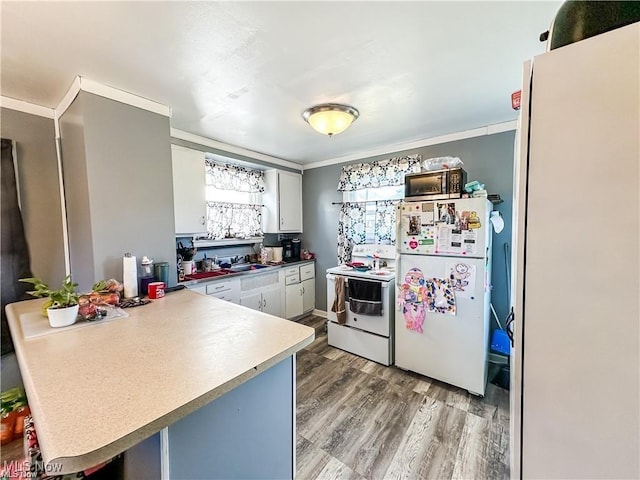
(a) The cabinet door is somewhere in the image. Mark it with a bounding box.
[278,171,302,232]
[240,291,262,312]
[261,286,282,318]
[285,283,303,319]
[171,145,206,234]
[301,278,315,314]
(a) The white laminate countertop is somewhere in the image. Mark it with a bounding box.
[5,290,315,474]
[179,259,315,287]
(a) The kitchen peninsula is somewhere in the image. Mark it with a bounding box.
[5,289,314,478]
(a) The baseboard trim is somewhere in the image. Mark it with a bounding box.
[312,309,327,318]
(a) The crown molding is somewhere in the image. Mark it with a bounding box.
[170,128,303,171]
[54,76,172,121]
[0,96,55,119]
[302,120,518,170]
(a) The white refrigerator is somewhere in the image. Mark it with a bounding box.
[511,23,639,479]
[395,197,492,396]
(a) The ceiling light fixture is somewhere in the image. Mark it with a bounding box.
[302,103,359,137]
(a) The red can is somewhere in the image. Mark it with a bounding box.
[148,282,165,299]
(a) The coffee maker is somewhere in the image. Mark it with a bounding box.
[282,238,301,262]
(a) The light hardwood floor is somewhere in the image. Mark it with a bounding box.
[295,315,509,480]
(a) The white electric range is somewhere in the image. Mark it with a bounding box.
[326,244,396,365]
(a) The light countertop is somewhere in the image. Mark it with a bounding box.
[179,258,315,287]
[5,290,315,474]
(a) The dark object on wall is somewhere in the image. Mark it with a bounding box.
[1,139,33,355]
[548,1,640,50]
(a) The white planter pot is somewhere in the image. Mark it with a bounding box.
[47,304,79,328]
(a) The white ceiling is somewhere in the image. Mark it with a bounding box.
[1,1,561,165]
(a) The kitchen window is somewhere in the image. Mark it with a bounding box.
[342,186,404,244]
[336,154,421,263]
[205,160,264,239]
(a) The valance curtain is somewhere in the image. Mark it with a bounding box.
[336,154,422,191]
[205,160,264,239]
[336,154,421,263]
[205,160,265,193]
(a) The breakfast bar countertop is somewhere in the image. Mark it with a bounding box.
[5,290,315,474]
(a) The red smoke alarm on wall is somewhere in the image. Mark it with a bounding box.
[511,90,522,110]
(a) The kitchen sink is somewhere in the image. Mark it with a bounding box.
[229,263,271,272]
[183,264,272,281]
[229,264,251,272]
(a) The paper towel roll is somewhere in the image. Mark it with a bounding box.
[123,253,138,298]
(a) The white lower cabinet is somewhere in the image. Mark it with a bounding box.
[283,262,315,319]
[186,264,314,318]
[302,278,315,313]
[239,272,282,317]
[240,291,262,311]
[285,283,304,319]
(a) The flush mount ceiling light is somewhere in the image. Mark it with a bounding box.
[302,103,359,137]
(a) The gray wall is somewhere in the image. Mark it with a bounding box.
[302,130,515,329]
[60,92,177,291]
[1,107,66,390]
[0,108,66,286]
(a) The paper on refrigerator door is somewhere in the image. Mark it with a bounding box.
[397,267,429,333]
[447,262,477,298]
[397,202,437,254]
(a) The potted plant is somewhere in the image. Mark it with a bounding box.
[19,275,80,328]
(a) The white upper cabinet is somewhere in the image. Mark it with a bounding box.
[263,170,303,233]
[171,145,206,235]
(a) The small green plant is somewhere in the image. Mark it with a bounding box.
[19,275,79,311]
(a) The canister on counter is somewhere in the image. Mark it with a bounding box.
[148,282,165,299]
[154,262,169,285]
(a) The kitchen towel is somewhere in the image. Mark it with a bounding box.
[348,279,383,316]
[331,275,346,324]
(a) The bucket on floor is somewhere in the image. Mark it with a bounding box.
[490,329,511,356]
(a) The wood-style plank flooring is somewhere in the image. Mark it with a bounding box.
[295,315,509,480]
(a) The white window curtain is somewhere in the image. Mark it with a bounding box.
[337,200,398,264]
[205,160,264,239]
[336,154,421,263]
[206,202,263,239]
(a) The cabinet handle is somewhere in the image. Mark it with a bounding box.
[258,299,262,309]
[263,298,266,307]
[201,215,205,225]
[302,287,305,294]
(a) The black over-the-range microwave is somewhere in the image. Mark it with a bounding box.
[404,168,467,201]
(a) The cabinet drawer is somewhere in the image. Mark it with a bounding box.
[206,281,236,295]
[300,263,315,281]
[283,266,299,277]
[284,273,300,285]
